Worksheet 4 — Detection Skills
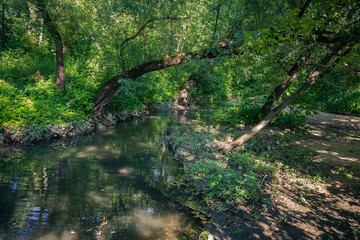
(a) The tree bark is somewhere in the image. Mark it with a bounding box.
[54,30,65,92]
[39,18,44,47]
[27,3,35,35]
[40,5,66,92]
[1,4,5,47]
[260,56,307,116]
[223,42,350,153]
[259,0,315,116]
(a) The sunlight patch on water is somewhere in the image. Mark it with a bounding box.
[118,167,135,177]
[132,209,182,240]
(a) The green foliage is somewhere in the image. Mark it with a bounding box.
[321,90,360,115]
[0,49,99,128]
[211,103,307,129]
[189,159,260,206]
[166,125,274,207]
[186,63,231,107]
[271,109,307,129]
[211,103,262,126]
[227,152,275,176]
[1,0,359,139]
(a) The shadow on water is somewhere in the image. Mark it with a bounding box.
[0,112,202,240]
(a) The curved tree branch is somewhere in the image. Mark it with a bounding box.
[92,43,240,116]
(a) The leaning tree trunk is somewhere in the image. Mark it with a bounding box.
[91,46,233,116]
[260,55,307,116]
[91,53,191,116]
[223,41,350,153]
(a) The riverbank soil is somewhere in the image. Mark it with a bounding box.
[265,112,360,240]
[169,111,360,240]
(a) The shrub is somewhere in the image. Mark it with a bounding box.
[324,90,360,115]
[271,109,307,129]
[188,160,260,205]
[212,104,261,126]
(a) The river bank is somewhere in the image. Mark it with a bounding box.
[0,103,182,146]
[0,110,143,145]
[165,112,360,239]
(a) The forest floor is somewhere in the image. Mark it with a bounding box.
[234,112,359,239]
[167,109,360,240]
[258,112,360,240]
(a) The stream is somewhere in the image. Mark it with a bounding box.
[0,112,201,239]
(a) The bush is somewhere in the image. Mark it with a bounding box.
[324,90,360,115]
[0,49,98,128]
[212,103,307,129]
[212,104,261,126]
[271,109,307,129]
[188,160,260,205]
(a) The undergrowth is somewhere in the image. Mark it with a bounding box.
[166,123,321,211]
[0,49,100,128]
[210,103,308,130]
[0,48,178,137]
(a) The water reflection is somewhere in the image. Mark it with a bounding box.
[0,113,200,239]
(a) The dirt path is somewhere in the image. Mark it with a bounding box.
[307,111,360,132]
[265,112,360,240]
[302,112,360,167]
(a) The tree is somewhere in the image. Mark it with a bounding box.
[89,0,359,155]
[35,0,66,92]
[1,2,5,47]
[222,0,360,152]
[91,44,235,116]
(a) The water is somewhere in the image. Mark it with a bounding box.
[0,113,200,239]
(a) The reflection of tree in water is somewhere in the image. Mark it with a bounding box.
[0,114,201,239]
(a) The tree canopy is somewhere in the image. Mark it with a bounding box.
[0,0,359,146]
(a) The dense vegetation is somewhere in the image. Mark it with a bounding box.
[1,0,359,142]
[1,0,360,238]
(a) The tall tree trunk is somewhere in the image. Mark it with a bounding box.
[210,4,221,46]
[1,4,5,47]
[54,31,65,92]
[39,18,44,47]
[27,3,35,35]
[223,42,350,153]
[43,11,66,92]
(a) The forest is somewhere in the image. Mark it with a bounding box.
[0,0,360,239]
